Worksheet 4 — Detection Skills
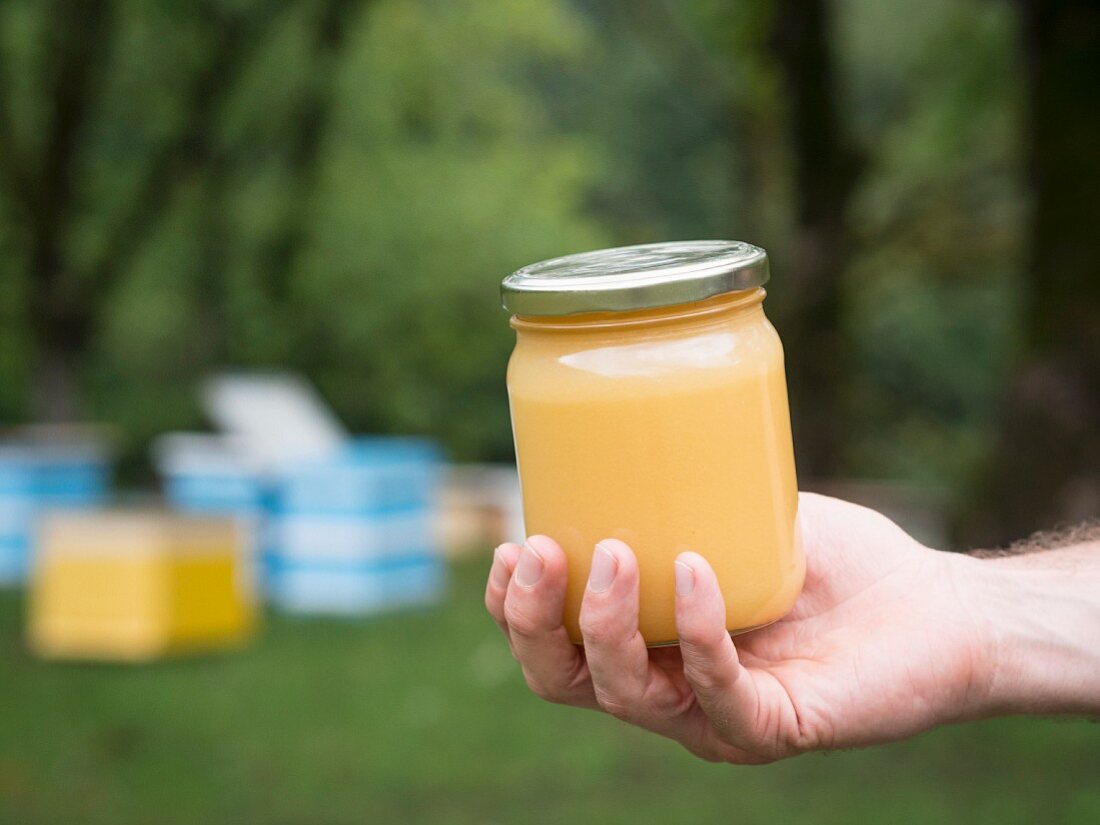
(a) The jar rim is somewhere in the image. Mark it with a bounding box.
[501,240,769,316]
[510,288,765,333]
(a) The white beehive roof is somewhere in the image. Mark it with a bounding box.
[201,372,348,473]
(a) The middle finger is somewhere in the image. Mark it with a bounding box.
[580,540,693,730]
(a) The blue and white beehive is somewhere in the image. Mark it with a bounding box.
[154,373,447,614]
[0,429,111,584]
[155,433,266,515]
[153,432,267,585]
[266,438,445,614]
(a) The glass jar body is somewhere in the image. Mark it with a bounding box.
[507,289,803,645]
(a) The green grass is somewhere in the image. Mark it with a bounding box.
[1,558,1097,824]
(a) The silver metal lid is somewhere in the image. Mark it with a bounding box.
[501,240,769,316]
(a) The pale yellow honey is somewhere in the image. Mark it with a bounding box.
[507,289,803,644]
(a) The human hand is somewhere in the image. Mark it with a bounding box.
[484,493,1001,763]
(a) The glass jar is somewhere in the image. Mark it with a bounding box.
[502,241,802,645]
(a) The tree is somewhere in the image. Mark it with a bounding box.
[765,0,862,479]
[0,0,367,422]
[288,0,608,459]
[961,0,1100,544]
[608,0,862,479]
[0,0,605,462]
[1,1,319,420]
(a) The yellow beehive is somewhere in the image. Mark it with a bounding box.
[28,510,257,661]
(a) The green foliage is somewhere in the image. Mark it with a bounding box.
[5,0,610,463]
[841,0,1023,489]
[291,0,606,459]
[0,0,1030,498]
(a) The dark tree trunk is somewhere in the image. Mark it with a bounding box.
[6,1,295,421]
[960,0,1100,545]
[32,345,82,423]
[768,0,861,480]
[25,0,112,422]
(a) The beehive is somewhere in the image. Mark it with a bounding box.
[266,438,445,614]
[0,430,110,584]
[153,432,271,588]
[29,511,256,661]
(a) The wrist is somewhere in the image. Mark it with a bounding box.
[962,552,1100,719]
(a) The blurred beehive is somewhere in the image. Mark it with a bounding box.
[437,464,524,557]
[267,439,444,614]
[0,426,111,584]
[153,432,269,585]
[155,373,446,614]
[29,510,255,661]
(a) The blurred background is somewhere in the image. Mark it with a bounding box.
[1,0,1098,823]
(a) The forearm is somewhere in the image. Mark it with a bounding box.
[965,538,1100,718]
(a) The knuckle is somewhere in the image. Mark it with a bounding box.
[593,688,636,721]
[788,713,828,754]
[522,674,553,702]
[681,741,728,764]
[681,660,723,695]
[677,621,719,649]
[710,722,785,765]
[681,639,738,694]
[521,671,566,705]
[648,685,692,718]
[577,612,617,646]
[503,599,544,638]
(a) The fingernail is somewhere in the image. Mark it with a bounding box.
[588,543,618,593]
[514,542,544,587]
[490,547,511,588]
[674,560,695,596]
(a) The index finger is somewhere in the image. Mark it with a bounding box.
[504,536,598,709]
[485,542,521,644]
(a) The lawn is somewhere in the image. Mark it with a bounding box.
[0,557,1097,825]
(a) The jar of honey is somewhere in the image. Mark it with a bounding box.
[502,241,803,645]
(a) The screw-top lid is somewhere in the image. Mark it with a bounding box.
[501,240,769,316]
